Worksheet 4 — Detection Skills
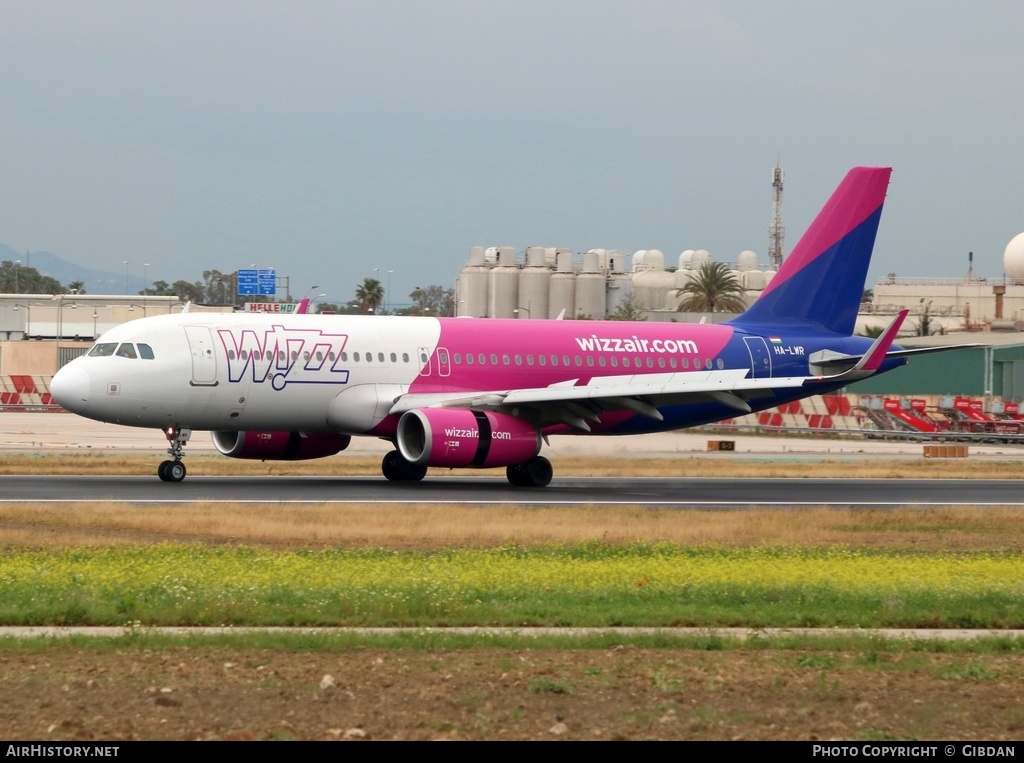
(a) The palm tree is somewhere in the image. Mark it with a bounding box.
[354,277,385,314]
[675,261,748,313]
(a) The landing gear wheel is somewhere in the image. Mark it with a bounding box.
[507,456,552,487]
[159,426,193,483]
[158,459,187,482]
[382,450,427,482]
[165,461,187,482]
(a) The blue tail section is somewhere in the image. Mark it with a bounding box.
[729,166,892,335]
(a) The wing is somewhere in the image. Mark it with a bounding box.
[389,368,813,431]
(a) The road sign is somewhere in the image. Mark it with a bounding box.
[237,268,276,296]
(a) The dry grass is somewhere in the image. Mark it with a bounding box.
[3,452,1024,479]
[1,501,1022,553]
[2,451,1023,553]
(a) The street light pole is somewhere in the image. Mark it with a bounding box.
[124,261,130,295]
[13,260,19,293]
[13,304,31,338]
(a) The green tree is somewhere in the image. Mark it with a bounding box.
[0,260,65,294]
[916,301,933,337]
[354,277,384,314]
[858,325,885,338]
[408,284,454,316]
[313,302,344,314]
[607,296,647,321]
[675,261,748,313]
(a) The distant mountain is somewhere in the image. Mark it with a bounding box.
[0,243,144,295]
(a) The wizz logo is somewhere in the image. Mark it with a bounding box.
[217,326,350,390]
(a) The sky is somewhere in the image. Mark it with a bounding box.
[1,0,1022,306]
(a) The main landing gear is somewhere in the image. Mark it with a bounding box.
[381,450,427,482]
[380,451,553,487]
[158,426,192,483]
[506,456,553,488]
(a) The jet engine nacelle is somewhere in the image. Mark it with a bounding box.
[211,430,351,461]
[397,408,541,468]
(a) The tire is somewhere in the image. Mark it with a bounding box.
[382,451,427,482]
[166,461,187,483]
[507,457,552,488]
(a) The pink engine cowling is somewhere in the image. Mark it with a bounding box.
[397,408,540,468]
[211,430,351,460]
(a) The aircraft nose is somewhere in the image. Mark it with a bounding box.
[50,362,91,413]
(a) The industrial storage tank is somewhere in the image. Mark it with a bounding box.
[548,249,576,319]
[689,249,711,269]
[458,245,490,317]
[518,246,551,319]
[1005,233,1024,280]
[634,248,664,272]
[584,248,610,272]
[678,250,695,270]
[575,254,606,319]
[605,272,633,316]
[668,269,695,310]
[742,269,767,291]
[607,250,629,273]
[736,250,758,271]
[632,250,674,310]
[488,246,519,318]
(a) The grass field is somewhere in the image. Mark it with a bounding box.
[2,450,1023,739]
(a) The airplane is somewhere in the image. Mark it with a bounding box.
[50,166,956,486]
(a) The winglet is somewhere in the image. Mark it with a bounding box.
[857,309,908,372]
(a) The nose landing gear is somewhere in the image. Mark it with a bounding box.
[158,426,192,482]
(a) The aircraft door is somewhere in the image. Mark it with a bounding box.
[185,326,219,386]
[436,347,451,377]
[417,347,431,376]
[743,336,772,379]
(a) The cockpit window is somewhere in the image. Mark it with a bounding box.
[138,343,155,360]
[88,343,118,357]
[115,343,138,359]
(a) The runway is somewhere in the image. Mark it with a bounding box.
[3,412,1024,506]
[1,474,1022,507]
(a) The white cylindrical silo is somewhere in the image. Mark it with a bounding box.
[459,265,490,317]
[632,269,675,310]
[549,271,576,319]
[742,269,766,291]
[690,249,711,269]
[606,273,633,316]
[488,246,519,318]
[575,272,606,320]
[586,248,609,272]
[519,247,550,319]
[736,250,758,271]
[468,246,486,266]
[608,251,628,273]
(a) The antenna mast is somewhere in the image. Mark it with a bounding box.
[768,163,785,267]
